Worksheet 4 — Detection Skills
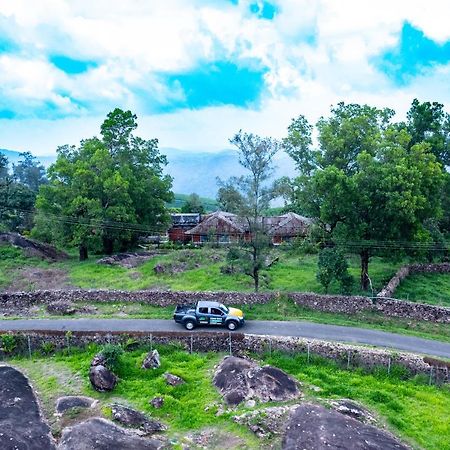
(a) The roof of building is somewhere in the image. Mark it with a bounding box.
[185,211,247,235]
[170,213,201,227]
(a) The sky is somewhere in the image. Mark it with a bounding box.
[1,0,450,156]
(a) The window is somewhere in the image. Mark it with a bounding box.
[198,307,208,314]
[210,308,223,316]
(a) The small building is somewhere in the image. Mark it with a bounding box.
[168,213,202,243]
[266,212,312,245]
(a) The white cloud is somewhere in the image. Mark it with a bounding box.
[0,0,450,155]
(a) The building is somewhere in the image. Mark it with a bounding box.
[168,213,202,243]
[183,211,311,245]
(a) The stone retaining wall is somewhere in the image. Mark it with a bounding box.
[1,288,450,323]
[0,330,448,384]
[1,288,449,323]
[378,262,450,299]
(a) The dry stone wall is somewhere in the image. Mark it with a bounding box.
[0,330,448,384]
[1,288,449,323]
[378,262,450,299]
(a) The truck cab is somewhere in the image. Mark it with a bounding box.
[173,300,245,331]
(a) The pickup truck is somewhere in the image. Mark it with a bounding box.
[173,300,245,331]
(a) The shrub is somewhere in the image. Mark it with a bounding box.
[316,247,354,294]
[0,334,17,354]
[100,344,124,370]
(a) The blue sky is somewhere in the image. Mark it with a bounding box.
[0,0,450,155]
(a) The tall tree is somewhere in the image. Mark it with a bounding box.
[221,131,280,292]
[284,103,444,290]
[13,152,47,192]
[180,193,205,214]
[33,109,173,260]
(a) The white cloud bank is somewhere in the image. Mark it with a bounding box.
[0,0,449,155]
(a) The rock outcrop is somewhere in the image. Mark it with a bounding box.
[97,252,159,268]
[55,396,97,415]
[213,356,301,406]
[142,349,161,369]
[111,404,167,434]
[282,404,408,450]
[0,366,56,449]
[164,372,185,386]
[57,418,164,450]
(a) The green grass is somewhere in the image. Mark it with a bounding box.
[9,345,450,450]
[262,351,450,450]
[395,273,450,306]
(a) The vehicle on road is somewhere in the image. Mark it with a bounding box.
[173,301,245,331]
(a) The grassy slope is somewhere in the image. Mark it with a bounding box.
[395,273,450,306]
[10,345,450,450]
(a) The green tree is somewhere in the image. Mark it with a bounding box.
[284,103,444,290]
[221,130,280,292]
[180,193,205,214]
[13,152,47,192]
[316,247,353,294]
[33,109,173,260]
[216,179,244,213]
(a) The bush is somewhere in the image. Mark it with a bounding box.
[100,344,124,370]
[316,247,354,294]
[0,334,17,354]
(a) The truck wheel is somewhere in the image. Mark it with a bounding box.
[226,321,238,331]
[184,320,195,330]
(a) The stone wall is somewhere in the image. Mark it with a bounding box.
[1,288,449,323]
[378,262,450,299]
[0,330,448,384]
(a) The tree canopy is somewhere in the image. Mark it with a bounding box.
[33,109,173,259]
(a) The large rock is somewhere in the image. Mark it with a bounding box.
[142,349,161,369]
[0,366,56,449]
[112,404,167,434]
[97,252,158,268]
[47,301,77,315]
[213,356,300,406]
[89,365,117,392]
[164,372,185,386]
[282,404,409,450]
[57,418,164,450]
[56,396,97,415]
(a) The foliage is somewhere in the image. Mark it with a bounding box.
[0,153,36,232]
[180,193,205,214]
[12,151,47,192]
[216,179,245,214]
[283,102,445,290]
[217,130,281,291]
[316,247,354,294]
[0,334,17,354]
[40,341,55,355]
[33,109,173,260]
[100,344,124,371]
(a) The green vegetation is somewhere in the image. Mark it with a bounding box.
[167,193,218,212]
[10,344,450,449]
[395,273,450,306]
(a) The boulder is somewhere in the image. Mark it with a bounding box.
[282,404,408,450]
[164,372,185,386]
[57,418,164,450]
[56,396,97,415]
[213,356,300,406]
[328,399,376,424]
[0,366,56,449]
[111,404,167,434]
[150,397,164,409]
[142,349,161,369]
[96,252,157,268]
[89,365,117,392]
[91,352,107,367]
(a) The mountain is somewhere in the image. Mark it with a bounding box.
[163,148,296,198]
[0,147,297,198]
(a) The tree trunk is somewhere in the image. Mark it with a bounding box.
[103,236,114,255]
[79,244,88,261]
[360,249,370,291]
[253,267,259,292]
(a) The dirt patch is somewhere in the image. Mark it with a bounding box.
[7,267,71,291]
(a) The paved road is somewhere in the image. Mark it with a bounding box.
[1,318,449,358]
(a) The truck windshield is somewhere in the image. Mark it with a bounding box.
[219,304,229,313]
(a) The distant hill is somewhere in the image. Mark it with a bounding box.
[1,147,296,199]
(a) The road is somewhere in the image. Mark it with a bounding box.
[0,318,449,358]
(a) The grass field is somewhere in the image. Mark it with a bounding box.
[395,273,450,306]
[9,344,450,449]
